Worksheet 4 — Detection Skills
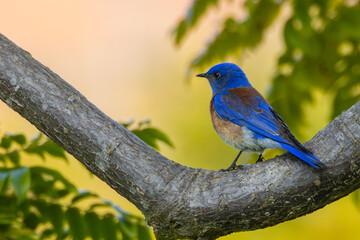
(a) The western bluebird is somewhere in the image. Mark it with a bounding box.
[197,63,325,171]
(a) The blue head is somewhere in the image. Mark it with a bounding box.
[196,63,252,94]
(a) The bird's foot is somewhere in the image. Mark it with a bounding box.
[235,164,244,169]
[256,156,265,163]
[220,164,243,172]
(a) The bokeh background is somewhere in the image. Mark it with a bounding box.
[1,0,359,239]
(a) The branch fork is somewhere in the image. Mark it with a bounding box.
[0,33,360,240]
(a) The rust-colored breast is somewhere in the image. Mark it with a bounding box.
[210,95,245,150]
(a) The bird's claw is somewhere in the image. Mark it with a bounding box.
[256,156,265,163]
[235,164,243,169]
[220,164,243,172]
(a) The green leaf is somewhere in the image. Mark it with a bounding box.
[121,120,174,150]
[72,191,99,204]
[101,214,118,240]
[89,203,110,211]
[143,128,174,148]
[57,189,71,198]
[84,211,102,240]
[0,195,17,225]
[173,20,188,45]
[138,119,151,128]
[117,217,137,240]
[173,0,219,45]
[29,199,49,221]
[0,133,27,149]
[42,139,67,161]
[66,207,87,240]
[132,128,174,150]
[121,119,135,128]
[30,170,56,196]
[24,143,45,159]
[0,135,11,149]
[9,167,31,203]
[7,150,20,167]
[41,228,55,239]
[0,153,5,164]
[132,129,158,149]
[31,133,43,143]
[10,134,27,146]
[0,171,9,191]
[23,212,41,230]
[137,222,152,240]
[24,135,67,162]
[48,204,64,237]
[30,167,77,194]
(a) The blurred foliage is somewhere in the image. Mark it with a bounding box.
[122,119,174,150]
[0,132,152,240]
[174,0,360,132]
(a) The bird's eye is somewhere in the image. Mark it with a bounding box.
[214,72,221,79]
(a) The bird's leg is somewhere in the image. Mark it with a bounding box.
[221,151,243,171]
[256,154,264,163]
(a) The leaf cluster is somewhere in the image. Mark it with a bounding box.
[122,119,174,150]
[0,133,152,240]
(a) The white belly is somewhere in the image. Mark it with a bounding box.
[211,109,283,153]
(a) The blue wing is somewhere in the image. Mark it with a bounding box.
[213,89,325,169]
[213,90,285,143]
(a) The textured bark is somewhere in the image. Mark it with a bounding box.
[0,33,360,240]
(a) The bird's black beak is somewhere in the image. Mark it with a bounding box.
[196,73,208,78]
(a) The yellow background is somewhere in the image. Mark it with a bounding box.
[0,1,359,239]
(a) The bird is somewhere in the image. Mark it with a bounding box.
[196,62,325,171]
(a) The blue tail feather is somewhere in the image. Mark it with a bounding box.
[279,143,325,169]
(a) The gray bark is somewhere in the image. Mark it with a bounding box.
[0,33,360,240]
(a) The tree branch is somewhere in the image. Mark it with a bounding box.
[0,33,360,240]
